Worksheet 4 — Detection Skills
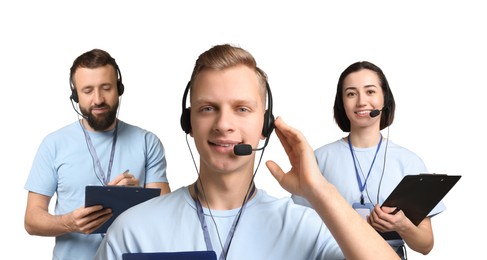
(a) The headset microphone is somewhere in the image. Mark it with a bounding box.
[234,135,271,156]
[233,144,256,156]
[70,96,88,119]
[369,108,382,118]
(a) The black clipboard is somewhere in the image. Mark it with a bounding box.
[381,173,461,226]
[122,251,217,260]
[85,185,161,233]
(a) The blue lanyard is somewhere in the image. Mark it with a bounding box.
[193,182,256,260]
[347,134,382,204]
[80,120,118,185]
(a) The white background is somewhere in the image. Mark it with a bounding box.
[2,1,483,258]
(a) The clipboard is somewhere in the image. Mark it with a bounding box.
[122,251,217,260]
[381,173,461,226]
[85,185,161,233]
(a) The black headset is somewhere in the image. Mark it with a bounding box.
[180,81,275,138]
[69,65,125,103]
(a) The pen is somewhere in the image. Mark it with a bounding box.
[122,169,130,176]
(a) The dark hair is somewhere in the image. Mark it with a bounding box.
[333,61,395,132]
[69,48,120,91]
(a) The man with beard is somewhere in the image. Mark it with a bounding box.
[24,49,171,260]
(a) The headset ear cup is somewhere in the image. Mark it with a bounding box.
[117,81,124,96]
[262,110,275,138]
[180,108,191,134]
[70,89,79,103]
[69,74,78,103]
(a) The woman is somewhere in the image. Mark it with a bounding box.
[293,61,444,259]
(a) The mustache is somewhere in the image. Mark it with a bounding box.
[90,103,110,110]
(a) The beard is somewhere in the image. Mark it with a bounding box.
[80,101,119,131]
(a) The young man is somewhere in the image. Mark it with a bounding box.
[24,49,171,260]
[95,44,398,259]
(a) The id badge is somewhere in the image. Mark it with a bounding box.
[352,202,374,220]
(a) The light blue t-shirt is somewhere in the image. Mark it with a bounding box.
[95,187,345,260]
[25,120,168,260]
[292,138,446,243]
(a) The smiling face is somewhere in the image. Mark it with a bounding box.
[190,65,266,176]
[342,68,384,132]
